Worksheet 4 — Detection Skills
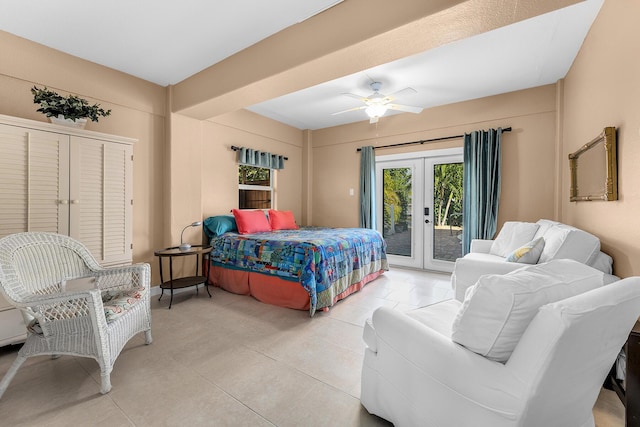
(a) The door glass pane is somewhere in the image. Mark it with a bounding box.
[382,167,412,257]
[432,162,463,262]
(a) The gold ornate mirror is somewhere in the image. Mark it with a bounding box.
[569,127,617,202]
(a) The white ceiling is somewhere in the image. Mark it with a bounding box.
[0,0,344,86]
[0,0,603,130]
[248,0,604,129]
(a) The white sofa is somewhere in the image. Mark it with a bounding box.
[451,219,615,301]
[361,260,640,427]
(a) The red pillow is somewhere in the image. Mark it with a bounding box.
[268,210,299,230]
[231,209,271,234]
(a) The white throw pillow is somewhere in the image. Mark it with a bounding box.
[505,237,545,264]
[451,259,606,362]
[538,224,600,264]
[533,219,560,240]
[490,222,540,257]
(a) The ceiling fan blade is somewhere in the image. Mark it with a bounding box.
[331,105,367,115]
[387,87,417,98]
[341,92,366,101]
[382,87,417,104]
[387,104,423,114]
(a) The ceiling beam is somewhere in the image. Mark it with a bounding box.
[171,0,582,121]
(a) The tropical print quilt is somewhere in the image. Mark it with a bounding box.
[208,227,388,315]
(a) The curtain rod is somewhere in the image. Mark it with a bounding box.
[230,145,288,160]
[356,127,512,152]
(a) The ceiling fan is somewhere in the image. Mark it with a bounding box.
[331,81,424,124]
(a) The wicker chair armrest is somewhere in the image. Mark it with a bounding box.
[15,289,100,307]
[16,289,105,325]
[92,263,151,292]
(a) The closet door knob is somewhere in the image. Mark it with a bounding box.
[70,200,80,204]
[59,200,69,205]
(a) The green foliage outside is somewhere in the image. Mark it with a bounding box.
[383,168,412,234]
[434,163,463,226]
[383,163,463,234]
[239,165,270,185]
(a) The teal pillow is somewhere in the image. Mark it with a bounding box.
[203,215,237,239]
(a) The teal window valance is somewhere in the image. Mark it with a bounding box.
[231,145,286,170]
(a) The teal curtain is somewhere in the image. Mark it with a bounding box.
[238,147,285,169]
[462,128,503,254]
[359,146,376,229]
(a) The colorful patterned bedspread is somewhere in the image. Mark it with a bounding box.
[209,227,388,315]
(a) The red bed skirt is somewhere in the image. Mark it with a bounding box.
[206,264,384,312]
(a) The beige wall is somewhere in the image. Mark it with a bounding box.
[561,0,640,278]
[201,110,304,220]
[0,31,166,283]
[311,85,558,230]
[167,112,203,246]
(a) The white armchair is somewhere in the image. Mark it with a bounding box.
[0,232,152,398]
[361,274,640,427]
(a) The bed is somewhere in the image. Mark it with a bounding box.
[204,216,388,316]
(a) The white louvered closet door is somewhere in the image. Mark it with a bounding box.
[0,115,135,348]
[0,125,70,238]
[69,136,132,266]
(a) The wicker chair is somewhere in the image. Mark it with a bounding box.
[0,232,152,398]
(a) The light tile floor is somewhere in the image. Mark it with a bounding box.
[0,267,624,426]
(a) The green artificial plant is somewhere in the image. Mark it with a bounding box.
[31,86,111,122]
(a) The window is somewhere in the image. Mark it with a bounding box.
[238,165,272,209]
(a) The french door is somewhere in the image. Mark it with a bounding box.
[376,148,463,272]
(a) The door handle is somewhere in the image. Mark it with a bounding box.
[425,219,430,224]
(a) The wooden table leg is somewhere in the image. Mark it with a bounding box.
[627,323,640,426]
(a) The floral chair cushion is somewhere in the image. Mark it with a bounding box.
[102,287,146,323]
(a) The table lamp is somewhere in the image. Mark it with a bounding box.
[179,221,203,251]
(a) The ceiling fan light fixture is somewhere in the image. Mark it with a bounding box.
[365,104,387,119]
[333,81,420,124]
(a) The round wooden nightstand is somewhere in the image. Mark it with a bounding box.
[154,245,212,308]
